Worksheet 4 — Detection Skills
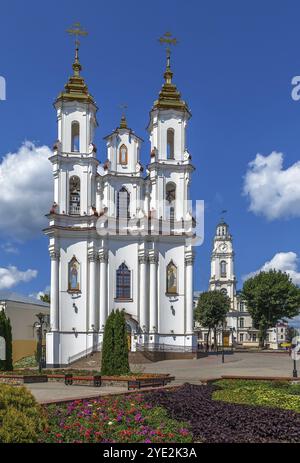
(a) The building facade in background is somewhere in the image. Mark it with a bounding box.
[194,220,289,349]
[0,292,49,362]
[45,44,196,367]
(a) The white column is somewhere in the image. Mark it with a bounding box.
[99,251,108,332]
[185,254,194,334]
[149,252,158,333]
[50,249,59,331]
[88,252,97,331]
[139,255,148,331]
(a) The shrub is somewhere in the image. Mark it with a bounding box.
[0,384,47,442]
[113,309,130,375]
[101,309,130,376]
[101,311,115,375]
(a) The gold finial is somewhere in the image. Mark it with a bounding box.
[158,32,178,70]
[67,22,88,76]
[220,209,227,223]
[119,104,128,129]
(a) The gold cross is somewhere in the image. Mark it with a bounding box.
[119,103,128,115]
[158,31,178,59]
[67,22,88,49]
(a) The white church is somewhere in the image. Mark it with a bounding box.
[45,40,197,367]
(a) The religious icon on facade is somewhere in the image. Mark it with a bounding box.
[68,256,80,291]
[119,144,128,165]
[166,261,177,294]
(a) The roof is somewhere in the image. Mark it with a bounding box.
[0,291,49,308]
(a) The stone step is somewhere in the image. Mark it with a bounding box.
[68,350,153,370]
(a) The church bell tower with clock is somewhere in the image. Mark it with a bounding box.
[209,219,237,304]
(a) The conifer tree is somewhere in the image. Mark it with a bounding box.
[0,310,13,371]
[113,309,130,375]
[100,311,116,375]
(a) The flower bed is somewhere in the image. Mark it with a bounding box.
[213,379,300,412]
[146,383,300,443]
[39,394,192,443]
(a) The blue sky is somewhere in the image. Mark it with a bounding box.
[0,0,300,299]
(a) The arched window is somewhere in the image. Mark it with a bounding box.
[119,144,128,165]
[71,121,80,152]
[166,260,177,294]
[117,187,130,219]
[166,182,176,203]
[220,260,227,277]
[68,256,80,292]
[167,129,175,159]
[116,263,131,300]
[69,176,80,215]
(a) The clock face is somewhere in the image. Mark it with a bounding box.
[219,243,228,252]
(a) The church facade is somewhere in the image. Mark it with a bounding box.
[45,44,196,367]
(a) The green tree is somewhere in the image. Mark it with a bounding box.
[286,326,299,343]
[100,311,115,375]
[195,291,231,351]
[113,309,130,375]
[100,310,130,376]
[0,311,13,371]
[241,270,300,348]
[40,293,50,304]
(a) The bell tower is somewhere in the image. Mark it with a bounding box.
[51,24,98,217]
[209,219,237,304]
[147,32,194,222]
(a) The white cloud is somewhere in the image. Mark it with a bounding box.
[243,252,300,285]
[0,265,38,290]
[0,141,52,239]
[243,151,300,220]
[0,242,19,254]
[29,285,50,300]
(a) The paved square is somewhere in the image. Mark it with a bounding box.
[25,352,296,403]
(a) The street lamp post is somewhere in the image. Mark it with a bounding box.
[293,358,298,378]
[34,313,47,374]
[222,324,225,364]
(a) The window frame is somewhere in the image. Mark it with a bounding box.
[115,262,132,301]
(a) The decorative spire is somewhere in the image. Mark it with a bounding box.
[55,23,95,105]
[153,32,190,114]
[119,104,128,129]
[120,114,128,129]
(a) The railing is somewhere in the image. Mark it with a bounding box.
[136,343,197,353]
[69,204,80,215]
[68,342,102,364]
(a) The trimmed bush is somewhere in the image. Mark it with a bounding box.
[101,311,115,375]
[0,384,47,442]
[101,309,130,376]
[113,309,130,375]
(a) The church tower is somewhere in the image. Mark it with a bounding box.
[209,219,237,304]
[45,30,197,367]
[147,42,193,223]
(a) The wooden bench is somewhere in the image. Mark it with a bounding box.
[64,374,102,387]
[127,378,168,390]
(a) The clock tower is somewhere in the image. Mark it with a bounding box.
[209,219,236,305]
